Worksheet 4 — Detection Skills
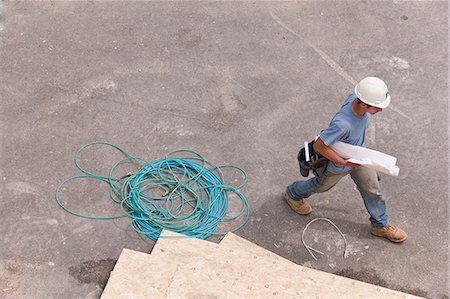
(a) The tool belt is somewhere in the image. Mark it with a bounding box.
[297,139,328,177]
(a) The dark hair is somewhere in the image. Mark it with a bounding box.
[356,98,373,107]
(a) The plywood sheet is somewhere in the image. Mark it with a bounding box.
[100,248,165,298]
[101,230,221,298]
[164,244,251,297]
[102,230,423,299]
[165,233,317,298]
[215,232,423,299]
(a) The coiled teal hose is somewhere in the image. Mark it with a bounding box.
[55,141,250,240]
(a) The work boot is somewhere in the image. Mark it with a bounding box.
[370,225,407,243]
[282,190,312,215]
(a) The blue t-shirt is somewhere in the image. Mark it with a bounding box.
[319,93,371,173]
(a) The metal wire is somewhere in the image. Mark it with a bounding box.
[301,217,348,261]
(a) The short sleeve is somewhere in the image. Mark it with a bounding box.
[319,120,348,146]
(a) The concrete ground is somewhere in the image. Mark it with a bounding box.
[0,1,448,298]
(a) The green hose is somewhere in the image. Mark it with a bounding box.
[55,141,250,240]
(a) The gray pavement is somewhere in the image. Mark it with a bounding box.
[0,1,448,298]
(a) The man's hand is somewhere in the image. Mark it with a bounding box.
[314,137,360,168]
[344,160,360,168]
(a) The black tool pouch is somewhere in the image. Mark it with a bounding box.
[297,140,328,177]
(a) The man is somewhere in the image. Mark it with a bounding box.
[283,77,407,243]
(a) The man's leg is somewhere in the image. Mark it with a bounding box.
[284,169,348,215]
[350,167,407,242]
[350,167,387,227]
[287,169,348,200]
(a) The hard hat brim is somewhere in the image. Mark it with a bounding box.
[374,93,391,109]
[354,87,391,109]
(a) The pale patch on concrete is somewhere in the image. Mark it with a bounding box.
[213,67,249,115]
[174,124,194,136]
[33,117,49,128]
[80,77,118,99]
[46,219,59,225]
[31,218,59,226]
[152,121,194,136]
[390,56,410,70]
[5,181,40,195]
[73,223,94,234]
[374,55,410,71]
[221,91,246,114]
[345,241,367,256]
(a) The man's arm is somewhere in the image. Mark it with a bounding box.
[313,137,360,167]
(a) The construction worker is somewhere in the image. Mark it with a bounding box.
[283,77,407,243]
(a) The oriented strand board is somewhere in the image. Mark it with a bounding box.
[216,233,423,299]
[156,230,258,297]
[164,245,252,298]
[102,230,424,299]
[165,233,317,298]
[100,248,165,298]
[101,230,220,298]
[148,230,222,296]
[151,229,221,264]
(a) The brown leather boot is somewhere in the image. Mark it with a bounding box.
[282,190,312,215]
[370,225,407,243]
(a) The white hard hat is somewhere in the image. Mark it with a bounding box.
[354,77,391,108]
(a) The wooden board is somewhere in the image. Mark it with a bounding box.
[101,230,220,298]
[100,248,165,298]
[215,232,422,298]
[102,230,424,298]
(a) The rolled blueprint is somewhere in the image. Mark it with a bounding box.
[330,142,399,176]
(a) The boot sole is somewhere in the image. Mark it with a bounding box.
[370,230,407,243]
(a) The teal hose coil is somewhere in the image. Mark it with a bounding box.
[55,142,250,240]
